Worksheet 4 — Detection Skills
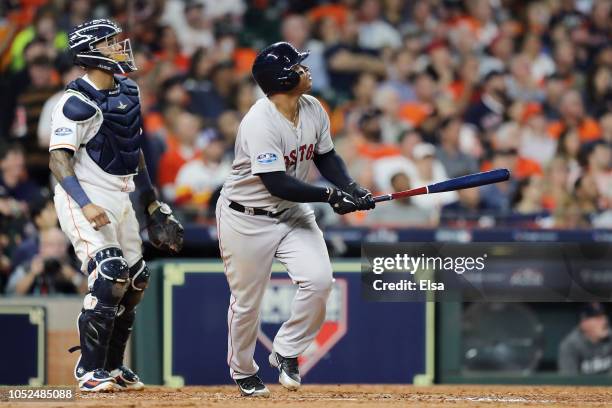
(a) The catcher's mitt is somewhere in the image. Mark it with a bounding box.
[146,202,184,254]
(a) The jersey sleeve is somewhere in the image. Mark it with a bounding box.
[244,120,287,175]
[313,98,334,155]
[49,93,96,153]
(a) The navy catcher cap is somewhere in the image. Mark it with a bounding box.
[68,19,136,74]
[252,42,309,95]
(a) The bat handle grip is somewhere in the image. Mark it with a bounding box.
[373,194,393,203]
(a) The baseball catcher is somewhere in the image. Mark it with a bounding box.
[49,19,183,392]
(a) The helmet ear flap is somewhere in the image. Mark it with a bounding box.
[279,70,301,92]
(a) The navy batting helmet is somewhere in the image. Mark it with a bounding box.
[68,19,136,74]
[252,42,310,95]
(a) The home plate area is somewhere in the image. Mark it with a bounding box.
[4,385,611,408]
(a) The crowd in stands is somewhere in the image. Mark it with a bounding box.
[0,0,610,292]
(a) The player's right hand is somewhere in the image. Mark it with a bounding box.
[327,188,358,215]
[82,203,111,230]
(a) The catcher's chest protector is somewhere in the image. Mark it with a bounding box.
[67,76,143,175]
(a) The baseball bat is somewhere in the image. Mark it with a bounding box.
[373,168,510,203]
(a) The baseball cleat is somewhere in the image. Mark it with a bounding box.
[235,375,270,397]
[269,351,301,391]
[77,369,117,392]
[110,365,145,391]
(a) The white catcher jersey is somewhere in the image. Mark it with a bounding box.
[49,75,137,193]
[221,95,334,212]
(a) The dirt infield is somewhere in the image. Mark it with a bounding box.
[2,385,611,408]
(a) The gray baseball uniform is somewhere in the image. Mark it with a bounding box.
[217,95,334,380]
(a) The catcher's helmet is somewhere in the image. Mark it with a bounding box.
[68,19,136,74]
[252,42,310,95]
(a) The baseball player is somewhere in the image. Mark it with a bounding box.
[48,19,183,392]
[216,42,375,397]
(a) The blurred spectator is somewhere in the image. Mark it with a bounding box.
[464,70,509,146]
[188,60,236,121]
[542,156,572,212]
[578,141,612,206]
[548,89,602,142]
[5,227,84,295]
[511,175,545,214]
[354,108,400,160]
[216,110,240,157]
[175,136,231,211]
[281,14,329,92]
[324,11,386,101]
[480,33,513,78]
[380,48,416,103]
[153,25,190,72]
[600,113,612,143]
[585,65,612,119]
[10,194,57,271]
[9,5,67,72]
[165,1,214,56]
[373,129,422,192]
[506,54,545,102]
[399,70,437,130]
[557,126,583,183]
[357,0,401,50]
[479,149,517,212]
[517,103,557,166]
[407,143,457,210]
[331,72,377,136]
[373,86,410,144]
[541,74,568,120]
[442,187,495,218]
[573,174,600,215]
[0,144,42,210]
[558,303,612,375]
[7,39,61,151]
[435,116,478,178]
[37,54,83,149]
[363,172,435,227]
[520,33,555,83]
[57,0,93,33]
[234,78,258,118]
[157,110,203,201]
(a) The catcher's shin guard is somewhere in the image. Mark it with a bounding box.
[75,248,130,376]
[105,259,150,371]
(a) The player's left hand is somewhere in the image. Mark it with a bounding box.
[346,182,376,211]
[146,201,184,254]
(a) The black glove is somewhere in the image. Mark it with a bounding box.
[327,188,358,215]
[146,201,184,254]
[346,182,376,210]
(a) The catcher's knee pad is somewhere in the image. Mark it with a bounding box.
[128,258,150,292]
[105,259,149,370]
[84,247,130,312]
[118,259,149,313]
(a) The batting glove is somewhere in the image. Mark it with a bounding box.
[327,188,358,215]
[346,182,376,210]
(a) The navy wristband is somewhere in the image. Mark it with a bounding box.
[60,176,91,208]
[134,165,156,207]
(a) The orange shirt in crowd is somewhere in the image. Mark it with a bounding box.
[144,111,165,134]
[153,51,190,72]
[308,4,348,26]
[233,48,257,76]
[547,118,602,142]
[157,136,201,187]
[356,141,400,160]
[399,102,433,127]
[481,157,542,179]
